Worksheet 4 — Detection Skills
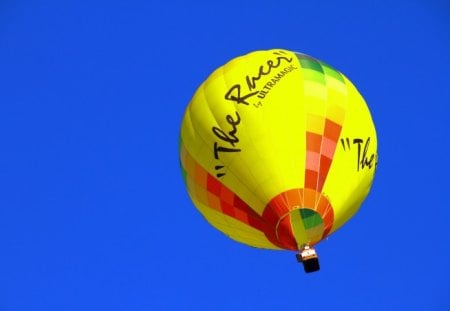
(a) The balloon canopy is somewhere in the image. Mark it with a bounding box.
[180,49,377,251]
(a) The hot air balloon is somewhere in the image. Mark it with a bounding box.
[179,49,377,273]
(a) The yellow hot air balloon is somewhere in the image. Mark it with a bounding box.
[179,49,377,272]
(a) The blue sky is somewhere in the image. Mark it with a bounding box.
[0,1,449,310]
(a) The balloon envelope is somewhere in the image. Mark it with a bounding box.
[180,49,377,251]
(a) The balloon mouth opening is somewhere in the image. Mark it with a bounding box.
[276,208,325,248]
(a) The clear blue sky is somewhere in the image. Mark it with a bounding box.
[0,1,449,310]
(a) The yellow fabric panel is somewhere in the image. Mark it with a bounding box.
[323,76,377,234]
[306,113,325,135]
[288,211,308,247]
[326,101,346,125]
